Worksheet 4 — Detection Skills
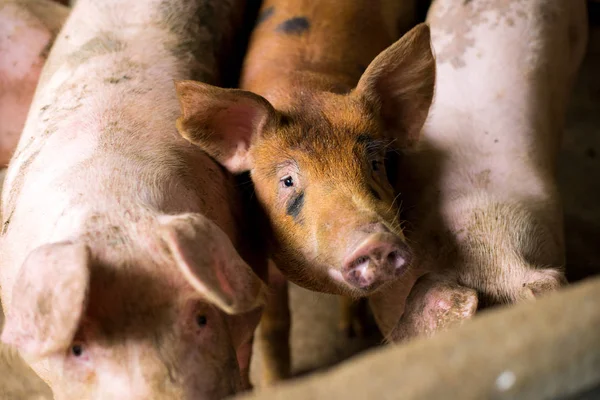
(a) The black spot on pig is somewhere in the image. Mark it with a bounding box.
[463,0,473,5]
[257,6,275,25]
[277,17,310,35]
[286,191,305,220]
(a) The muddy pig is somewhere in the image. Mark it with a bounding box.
[369,0,589,341]
[0,0,68,166]
[174,0,436,383]
[0,0,269,398]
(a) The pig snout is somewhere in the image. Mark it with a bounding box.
[342,229,411,291]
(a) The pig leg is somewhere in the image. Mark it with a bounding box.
[257,261,291,385]
[387,274,478,343]
[338,296,366,338]
[0,0,68,166]
[237,336,254,391]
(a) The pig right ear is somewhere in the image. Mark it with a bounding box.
[1,242,90,358]
[175,80,277,173]
[158,213,267,314]
[354,23,435,148]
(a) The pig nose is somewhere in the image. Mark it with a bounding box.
[342,233,411,291]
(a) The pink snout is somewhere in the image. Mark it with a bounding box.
[342,233,411,291]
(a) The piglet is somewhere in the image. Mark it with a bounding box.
[175,0,432,383]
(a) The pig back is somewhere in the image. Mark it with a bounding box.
[0,0,251,308]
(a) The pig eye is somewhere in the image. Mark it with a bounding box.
[371,160,380,171]
[71,343,84,357]
[281,176,294,188]
[196,314,208,327]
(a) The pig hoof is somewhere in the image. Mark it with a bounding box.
[429,285,478,332]
[389,279,478,343]
[261,367,290,386]
[519,268,566,301]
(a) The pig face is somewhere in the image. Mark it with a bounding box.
[1,213,266,399]
[175,24,435,297]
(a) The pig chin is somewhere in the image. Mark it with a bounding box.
[325,267,388,296]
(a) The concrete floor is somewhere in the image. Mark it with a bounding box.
[1,15,600,400]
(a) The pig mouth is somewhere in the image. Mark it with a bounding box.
[328,262,406,295]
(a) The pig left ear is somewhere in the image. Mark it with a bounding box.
[158,213,267,314]
[354,23,435,148]
[175,80,277,173]
[1,241,90,357]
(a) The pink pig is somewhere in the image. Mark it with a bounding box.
[0,0,268,398]
[370,0,589,341]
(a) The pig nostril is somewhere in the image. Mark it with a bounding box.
[387,251,398,263]
[387,250,407,270]
[387,250,404,267]
[353,256,369,268]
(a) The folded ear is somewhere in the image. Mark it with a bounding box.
[175,80,277,173]
[354,23,436,148]
[1,241,90,357]
[158,213,267,314]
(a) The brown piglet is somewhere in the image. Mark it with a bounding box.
[174,0,448,384]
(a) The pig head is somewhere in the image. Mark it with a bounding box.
[1,212,266,399]
[175,24,436,297]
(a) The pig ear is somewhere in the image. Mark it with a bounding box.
[354,23,435,148]
[158,213,267,314]
[175,80,277,173]
[1,242,90,357]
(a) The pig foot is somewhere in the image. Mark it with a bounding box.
[257,262,291,386]
[388,274,478,343]
[516,267,566,302]
[237,337,254,391]
[337,296,369,338]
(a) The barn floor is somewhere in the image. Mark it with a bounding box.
[1,20,599,400]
